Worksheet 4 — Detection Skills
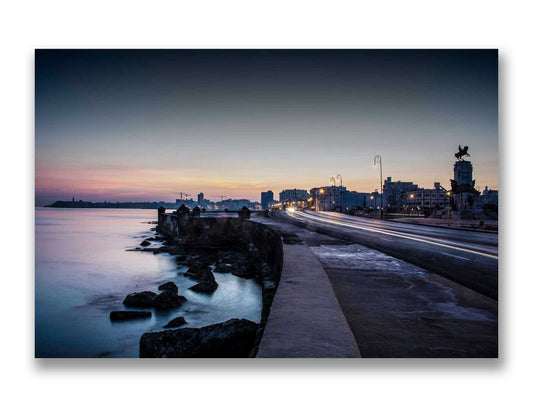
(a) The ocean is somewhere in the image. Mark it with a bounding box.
[35,208,262,358]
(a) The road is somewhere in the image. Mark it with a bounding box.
[279,210,499,300]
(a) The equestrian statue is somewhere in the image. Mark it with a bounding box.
[455,145,471,161]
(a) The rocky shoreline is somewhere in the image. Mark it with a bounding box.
[111,209,281,358]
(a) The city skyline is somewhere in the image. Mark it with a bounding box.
[36,50,498,206]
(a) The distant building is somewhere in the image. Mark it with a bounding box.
[480,186,498,205]
[342,191,375,210]
[175,198,195,209]
[197,192,205,206]
[474,186,498,218]
[383,177,419,212]
[406,182,450,215]
[219,199,252,211]
[279,189,310,204]
[309,186,348,211]
[261,190,274,210]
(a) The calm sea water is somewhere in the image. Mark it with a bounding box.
[35,208,262,358]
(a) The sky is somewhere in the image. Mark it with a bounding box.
[35,49,498,206]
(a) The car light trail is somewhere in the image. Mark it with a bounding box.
[288,210,498,260]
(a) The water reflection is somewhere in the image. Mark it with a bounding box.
[35,208,262,358]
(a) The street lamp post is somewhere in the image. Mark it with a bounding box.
[373,155,383,219]
[315,188,325,212]
[330,177,336,211]
[336,174,343,213]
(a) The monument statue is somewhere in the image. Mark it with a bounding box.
[455,145,471,161]
[449,145,481,219]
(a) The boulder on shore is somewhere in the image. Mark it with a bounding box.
[140,240,151,247]
[140,318,258,358]
[184,263,213,281]
[123,291,157,308]
[213,263,235,274]
[158,282,178,292]
[189,279,218,293]
[110,311,152,321]
[163,316,187,328]
[153,290,187,310]
[186,254,199,266]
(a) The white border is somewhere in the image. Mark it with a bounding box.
[2,1,531,406]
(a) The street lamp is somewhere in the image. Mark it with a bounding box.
[336,174,343,213]
[373,155,383,219]
[315,188,325,212]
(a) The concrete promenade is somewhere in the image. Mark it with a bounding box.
[256,243,360,358]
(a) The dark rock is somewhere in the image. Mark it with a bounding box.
[153,290,187,310]
[123,291,157,308]
[140,318,258,358]
[213,263,235,274]
[228,258,258,279]
[140,240,151,247]
[189,278,218,293]
[186,254,199,266]
[110,311,151,321]
[184,263,213,281]
[158,281,178,292]
[176,255,187,263]
[140,247,159,253]
[228,244,263,279]
[163,316,187,328]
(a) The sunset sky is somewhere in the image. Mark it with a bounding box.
[35,49,498,206]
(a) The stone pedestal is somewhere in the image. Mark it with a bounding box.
[454,160,473,186]
[451,160,481,219]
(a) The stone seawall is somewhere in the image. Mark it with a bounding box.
[156,206,283,356]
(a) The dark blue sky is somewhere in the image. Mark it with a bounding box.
[35,49,498,204]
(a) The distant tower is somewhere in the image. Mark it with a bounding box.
[72,196,75,202]
[197,192,204,206]
[261,190,274,210]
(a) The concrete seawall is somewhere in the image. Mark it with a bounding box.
[157,207,360,358]
[157,207,283,355]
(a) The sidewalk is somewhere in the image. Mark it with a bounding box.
[256,243,360,358]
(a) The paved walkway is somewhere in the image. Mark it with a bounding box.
[256,244,360,358]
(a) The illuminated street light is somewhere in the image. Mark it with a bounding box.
[316,188,325,212]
